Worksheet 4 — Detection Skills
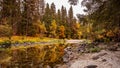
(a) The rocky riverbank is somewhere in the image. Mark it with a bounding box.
[58,42,120,68]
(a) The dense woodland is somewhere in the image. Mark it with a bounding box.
[0,0,120,42]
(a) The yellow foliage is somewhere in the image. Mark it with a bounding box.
[106,30,114,37]
[98,35,104,39]
[78,31,82,36]
[0,36,64,45]
[87,27,90,33]
[50,20,57,31]
[59,25,65,38]
[49,20,57,38]
[76,23,80,29]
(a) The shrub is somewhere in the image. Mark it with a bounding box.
[89,47,101,53]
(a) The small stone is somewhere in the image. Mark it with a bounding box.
[92,56,99,60]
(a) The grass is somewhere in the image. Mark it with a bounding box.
[0,36,65,46]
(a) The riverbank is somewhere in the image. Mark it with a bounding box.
[58,42,120,68]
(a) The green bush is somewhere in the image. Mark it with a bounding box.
[89,47,101,53]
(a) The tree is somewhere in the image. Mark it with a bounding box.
[81,0,120,41]
[73,22,82,39]
[81,0,120,29]
[39,22,47,38]
[31,20,46,37]
[61,6,67,25]
[17,0,45,36]
[51,3,56,19]
[0,0,21,35]
[43,3,52,31]
[67,6,74,38]
[56,9,61,25]
[49,20,57,38]
[69,0,120,41]
[77,14,87,25]
[58,25,65,39]
[39,0,45,17]
[68,6,74,26]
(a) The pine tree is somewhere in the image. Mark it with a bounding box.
[51,3,56,19]
[43,3,52,31]
[68,6,74,26]
[57,9,61,25]
[61,6,67,25]
[18,0,44,36]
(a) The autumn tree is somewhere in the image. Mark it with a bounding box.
[39,22,47,38]
[58,25,65,39]
[49,20,57,38]
[72,22,82,39]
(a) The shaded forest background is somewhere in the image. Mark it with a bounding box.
[0,0,120,42]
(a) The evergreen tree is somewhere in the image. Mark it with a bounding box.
[57,9,61,25]
[18,0,44,36]
[51,3,56,19]
[68,6,74,26]
[61,6,67,25]
[43,3,52,31]
[66,6,74,38]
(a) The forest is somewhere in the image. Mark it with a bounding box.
[0,0,120,68]
[0,0,120,41]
